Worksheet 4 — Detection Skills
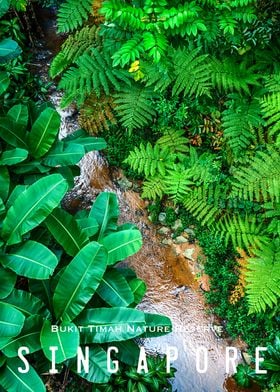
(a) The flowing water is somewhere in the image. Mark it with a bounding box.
[32,9,261,392]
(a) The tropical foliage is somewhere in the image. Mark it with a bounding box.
[0,0,279,390]
[50,0,280,318]
[0,8,172,384]
[0,100,171,390]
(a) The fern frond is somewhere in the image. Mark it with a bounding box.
[211,58,260,94]
[143,60,173,92]
[112,33,145,67]
[215,214,269,252]
[246,240,280,313]
[165,165,193,203]
[183,183,226,226]
[57,0,93,33]
[222,94,262,157]
[124,142,172,177]
[172,48,212,98]
[261,92,280,139]
[114,84,156,132]
[58,48,130,107]
[78,93,116,134]
[264,73,280,93]
[100,1,145,30]
[156,129,189,154]
[142,177,165,200]
[50,25,100,78]
[187,146,221,185]
[231,148,280,203]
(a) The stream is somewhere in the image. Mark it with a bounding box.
[32,8,261,392]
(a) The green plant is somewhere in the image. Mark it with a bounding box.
[0,102,106,186]
[0,97,172,389]
[235,336,280,389]
[51,3,280,390]
[92,355,176,392]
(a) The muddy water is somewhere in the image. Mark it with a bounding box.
[32,11,261,392]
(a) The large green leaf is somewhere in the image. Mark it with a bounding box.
[0,289,47,317]
[0,148,28,166]
[129,278,146,304]
[45,208,89,257]
[1,241,58,279]
[2,174,68,245]
[0,197,5,217]
[101,229,142,265]
[12,161,50,175]
[7,104,28,133]
[77,217,99,237]
[1,315,43,357]
[6,185,28,209]
[97,269,134,307]
[71,345,112,384]
[0,358,45,392]
[0,266,16,299]
[0,0,10,19]
[141,313,172,338]
[0,303,25,343]
[28,108,60,159]
[78,307,146,343]
[53,242,107,322]
[0,167,9,201]
[66,137,107,153]
[90,192,119,240]
[0,116,27,148]
[114,340,140,366]
[40,319,79,363]
[0,72,9,95]
[43,141,84,166]
[0,38,21,64]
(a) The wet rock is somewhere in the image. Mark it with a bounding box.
[242,351,252,365]
[158,212,167,223]
[170,285,189,296]
[172,219,183,231]
[158,227,170,235]
[184,228,196,237]
[211,324,224,339]
[174,235,188,244]
[162,239,173,246]
[183,248,195,261]
[117,176,133,190]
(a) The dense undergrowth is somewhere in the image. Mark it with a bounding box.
[0,0,279,391]
[0,1,174,391]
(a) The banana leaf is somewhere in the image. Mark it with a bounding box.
[1,240,58,279]
[77,307,146,343]
[40,319,79,363]
[0,358,45,392]
[1,315,43,358]
[0,303,25,343]
[90,192,119,240]
[0,72,9,95]
[45,208,89,256]
[28,108,60,159]
[0,266,16,299]
[100,229,142,265]
[0,148,28,166]
[53,242,107,322]
[0,289,47,318]
[97,269,134,307]
[70,345,112,384]
[2,174,68,245]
